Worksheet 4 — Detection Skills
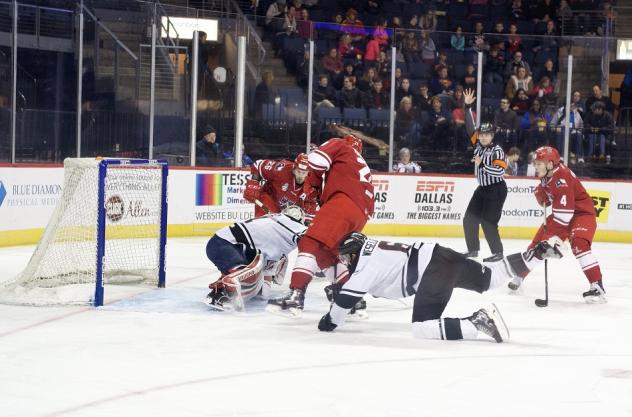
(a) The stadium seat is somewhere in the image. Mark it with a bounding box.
[318,106,342,125]
[343,107,368,128]
[409,62,433,79]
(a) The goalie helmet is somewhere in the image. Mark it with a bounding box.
[339,232,367,257]
[282,205,305,224]
[534,146,560,166]
[343,134,363,153]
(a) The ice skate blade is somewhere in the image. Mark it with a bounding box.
[583,295,607,304]
[203,298,231,312]
[349,310,369,320]
[488,303,510,342]
[265,304,303,318]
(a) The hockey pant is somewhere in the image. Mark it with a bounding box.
[289,193,367,290]
[509,213,602,283]
[410,246,496,341]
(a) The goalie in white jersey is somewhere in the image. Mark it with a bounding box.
[318,233,514,342]
[205,206,307,311]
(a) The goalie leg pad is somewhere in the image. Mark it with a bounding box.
[222,252,264,302]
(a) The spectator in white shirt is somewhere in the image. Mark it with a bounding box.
[393,147,422,173]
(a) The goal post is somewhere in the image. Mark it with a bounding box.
[94,159,169,306]
[0,158,169,307]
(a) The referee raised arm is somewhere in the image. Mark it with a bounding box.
[462,89,508,262]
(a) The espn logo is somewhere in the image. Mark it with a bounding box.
[416,180,455,192]
[372,179,390,191]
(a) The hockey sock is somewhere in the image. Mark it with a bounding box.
[290,236,337,289]
[486,260,514,290]
[289,253,318,290]
[572,238,603,283]
[412,318,478,341]
[506,251,541,278]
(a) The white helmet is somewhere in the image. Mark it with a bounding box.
[282,205,305,224]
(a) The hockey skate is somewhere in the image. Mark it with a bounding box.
[582,280,607,304]
[204,284,232,311]
[468,304,509,343]
[508,275,523,292]
[349,299,368,319]
[266,288,305,317]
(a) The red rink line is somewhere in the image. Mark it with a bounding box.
[0,272,210,338]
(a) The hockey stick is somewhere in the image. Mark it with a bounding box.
[254,198,271,214]
[535,204,549,308]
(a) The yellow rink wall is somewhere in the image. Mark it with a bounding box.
[1,165,632,247]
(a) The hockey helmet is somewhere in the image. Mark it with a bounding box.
[339,232,367,257]
[343,134,363,153]
[294,153,309,171]
[282,205,305,224]
[477,123,495,134]
[534,146,560,166]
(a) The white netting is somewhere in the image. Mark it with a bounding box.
[0,158,164,306]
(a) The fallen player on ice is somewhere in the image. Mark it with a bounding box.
[318,233,532,343]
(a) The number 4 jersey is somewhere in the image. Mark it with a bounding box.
[537,163,596,237]
[307,138,375,218]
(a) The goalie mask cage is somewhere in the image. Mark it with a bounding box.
[0,158,168,307]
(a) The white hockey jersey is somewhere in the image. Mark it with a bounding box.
[215,213,306,262]
[340,239,437,300]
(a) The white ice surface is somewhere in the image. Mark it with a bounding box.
[1,237,631,417]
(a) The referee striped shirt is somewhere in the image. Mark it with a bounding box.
[473,143,506,186]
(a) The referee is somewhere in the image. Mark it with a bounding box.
[462,89,508,262]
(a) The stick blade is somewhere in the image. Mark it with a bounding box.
[534,298,548,307]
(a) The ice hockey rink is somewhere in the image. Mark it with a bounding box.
[1,236,631,417]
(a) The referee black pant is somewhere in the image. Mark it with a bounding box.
[463,181,508,254]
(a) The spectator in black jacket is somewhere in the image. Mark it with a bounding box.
[413,82,433,113]
[584,101,615,162]
[313,74,337,107]
[364,79,389,109]
[196,125,223,167]
[494,98,520,150]
[339,76,363,108]
[585,84,615,116]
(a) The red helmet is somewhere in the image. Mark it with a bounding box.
[534,146,561,166]
[343,134,362,153]
[294,153,309,171]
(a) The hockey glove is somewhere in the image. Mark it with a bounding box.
[243,179,262,203]
[534,186,551,207]
[534,236,564,260]
[318,313,337,332]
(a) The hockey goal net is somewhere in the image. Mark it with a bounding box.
[0,158,168,306]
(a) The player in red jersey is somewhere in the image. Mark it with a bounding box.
[243,153,318,221]
[504,146,606,303]
[267,134,375,316]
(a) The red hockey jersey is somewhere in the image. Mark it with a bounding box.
[536,163,596,236]
[307,138,375,217]
[252,159,317,216]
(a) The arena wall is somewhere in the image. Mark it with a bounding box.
[1,165,631,247]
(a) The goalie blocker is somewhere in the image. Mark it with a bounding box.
[204,206,306,311]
